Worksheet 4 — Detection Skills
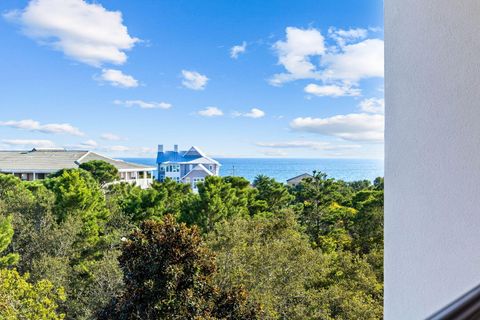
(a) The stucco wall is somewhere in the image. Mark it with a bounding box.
[385,0,480,318]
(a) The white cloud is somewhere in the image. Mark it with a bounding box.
[270,27,325,85]
[106,145,130,152]
[198,107,223,117]
[0,119,84,136]
[107,146,130,152]
[256,140,361,150]
[304,83,360,97]
[79,139,98,148]
[270,26,384,94]
[230,41,247,59]
[100,133,123,141]
[261,149,288,157]
[114,99,171,109]
[64,139,98,150]
[233,108,266,118]
[322,39,384,82]
[359,97,384,114]
[99,69,138,88]
[328,27,368,47]
[290,113,384,142]
[4,0,139,67]
[181,70,208,90]
[2,139,56,148]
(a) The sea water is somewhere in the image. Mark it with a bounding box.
[121,158,384,183]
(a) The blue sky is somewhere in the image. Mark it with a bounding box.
[0,0,384,158]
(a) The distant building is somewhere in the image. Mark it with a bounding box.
[156,144,220,190]
[0,148,156,189]
[286,173,312,186]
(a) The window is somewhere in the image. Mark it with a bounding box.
[165,164,179,173]
[193,177,204,188]
[186,177,190,183]
[209,165,213,171]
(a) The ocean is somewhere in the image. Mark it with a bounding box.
[121,158,384,183]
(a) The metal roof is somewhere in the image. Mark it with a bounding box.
[180,156,220,165]
[156,146,220,166]
[0,149,155,173]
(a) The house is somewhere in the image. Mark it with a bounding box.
[156,144,220,190]
[0,148,156,189]
[286,173,312,186]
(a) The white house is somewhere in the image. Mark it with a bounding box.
[156,144,220,190]
[0,148,156,189]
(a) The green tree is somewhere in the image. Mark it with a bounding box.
[44,169,109,246]
[347,179,372,192]
[315,203,357,253]
[223,176,268,215]
[181,176,250,232]
[253,175,293,213]
[313,251,383,320]
[350,190,384,254]
[373,177,384,190]
[79,160,119,186]
[0,214,19,268]
[100,215,260,319]
[0,210,65,320]
[0,268,65,320]
[4,180,123,319]
[106,178,192,223]
[207,211,322,319]
[292,171,353,244]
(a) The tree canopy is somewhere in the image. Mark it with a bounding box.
[100,216,260,320]
[79,160,119,186]
[0,170,383,319]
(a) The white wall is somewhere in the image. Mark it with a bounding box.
[385,1,480,318]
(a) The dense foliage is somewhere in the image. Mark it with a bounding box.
[100,215,260,319]
[0,160,383,319]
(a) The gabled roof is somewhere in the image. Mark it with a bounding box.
[156,145,220,165]
[0,149,155,172]
[180,164,214,180]
[77,152,156,171]
[0,149,88,171]
[181,156,220,166]
[286,173,313,182]
[183,146,206,157]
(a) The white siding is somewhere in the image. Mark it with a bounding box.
[385,1,480,318]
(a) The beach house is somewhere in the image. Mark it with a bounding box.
[156,144,220,190]
[0,148,156,189]
[286,173,313,186]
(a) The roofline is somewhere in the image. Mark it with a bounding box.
[180,164,214,180]
[75,151,92,164]
[79,151,156,170]
[118,167,156,172]
[0,169,58,173]
[286,173,313,182]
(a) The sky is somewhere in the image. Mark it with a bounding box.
[0,0,384,159]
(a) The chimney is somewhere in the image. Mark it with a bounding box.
[174,144,179,153]
[158,144,163,153]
